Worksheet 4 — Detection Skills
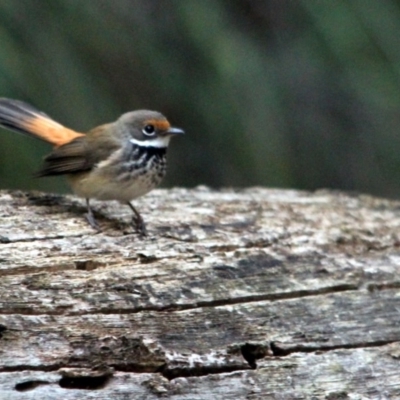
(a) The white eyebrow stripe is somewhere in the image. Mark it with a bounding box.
[129,136,170,148]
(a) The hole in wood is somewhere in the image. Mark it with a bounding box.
[241,344,258,368]
[15,380,50,392]
[58,375,110,390]
[75,260,99,271]
[0,324,7,339]
[241,343,269,368]
[325,391,350,400]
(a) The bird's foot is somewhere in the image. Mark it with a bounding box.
[132,214,147,236]
[85,210,100,231]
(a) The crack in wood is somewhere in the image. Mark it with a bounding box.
[58,375,111,390]
[3,340,400,385]
[0,306,72,315]
[160,364,249,380]
[14,380,51,392]
[0,283,360,316]
[0,364,65,373]
[270,339,400,356]
[368,281,400,291]
[58,283,361,315]
[0,233,88,244]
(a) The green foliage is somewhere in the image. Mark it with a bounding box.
[0,0,400,196]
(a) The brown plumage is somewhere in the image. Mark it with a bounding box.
[0,98,184,234]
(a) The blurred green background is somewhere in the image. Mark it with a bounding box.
[0,0,400,197]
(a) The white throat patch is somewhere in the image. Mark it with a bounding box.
[129,136,170,148]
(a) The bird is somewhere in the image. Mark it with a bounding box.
[0,98,184,235]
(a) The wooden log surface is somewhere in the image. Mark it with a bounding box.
[0,187,399,399]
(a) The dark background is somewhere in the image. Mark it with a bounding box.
[0,0,399,198]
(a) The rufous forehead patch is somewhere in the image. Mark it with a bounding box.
[145,119,171,131]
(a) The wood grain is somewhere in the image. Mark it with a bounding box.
[0,187,399,399]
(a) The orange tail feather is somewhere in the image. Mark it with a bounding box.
[0,98,84,147]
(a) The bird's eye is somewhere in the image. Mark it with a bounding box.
[142,124,155,136]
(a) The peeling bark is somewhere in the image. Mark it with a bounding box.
[0,187,400,399]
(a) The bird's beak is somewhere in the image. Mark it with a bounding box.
[164,127,185,136]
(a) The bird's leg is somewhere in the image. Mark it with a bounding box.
[85,198,100,230]
[127,202,147,236]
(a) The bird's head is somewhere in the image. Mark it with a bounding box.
[119,110,184,148]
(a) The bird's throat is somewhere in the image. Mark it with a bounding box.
[127,141,167,164]
[129,136,170,148]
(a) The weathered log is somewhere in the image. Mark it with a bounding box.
[0,187,399,399]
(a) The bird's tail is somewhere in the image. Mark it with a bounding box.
[0,98,84,147]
